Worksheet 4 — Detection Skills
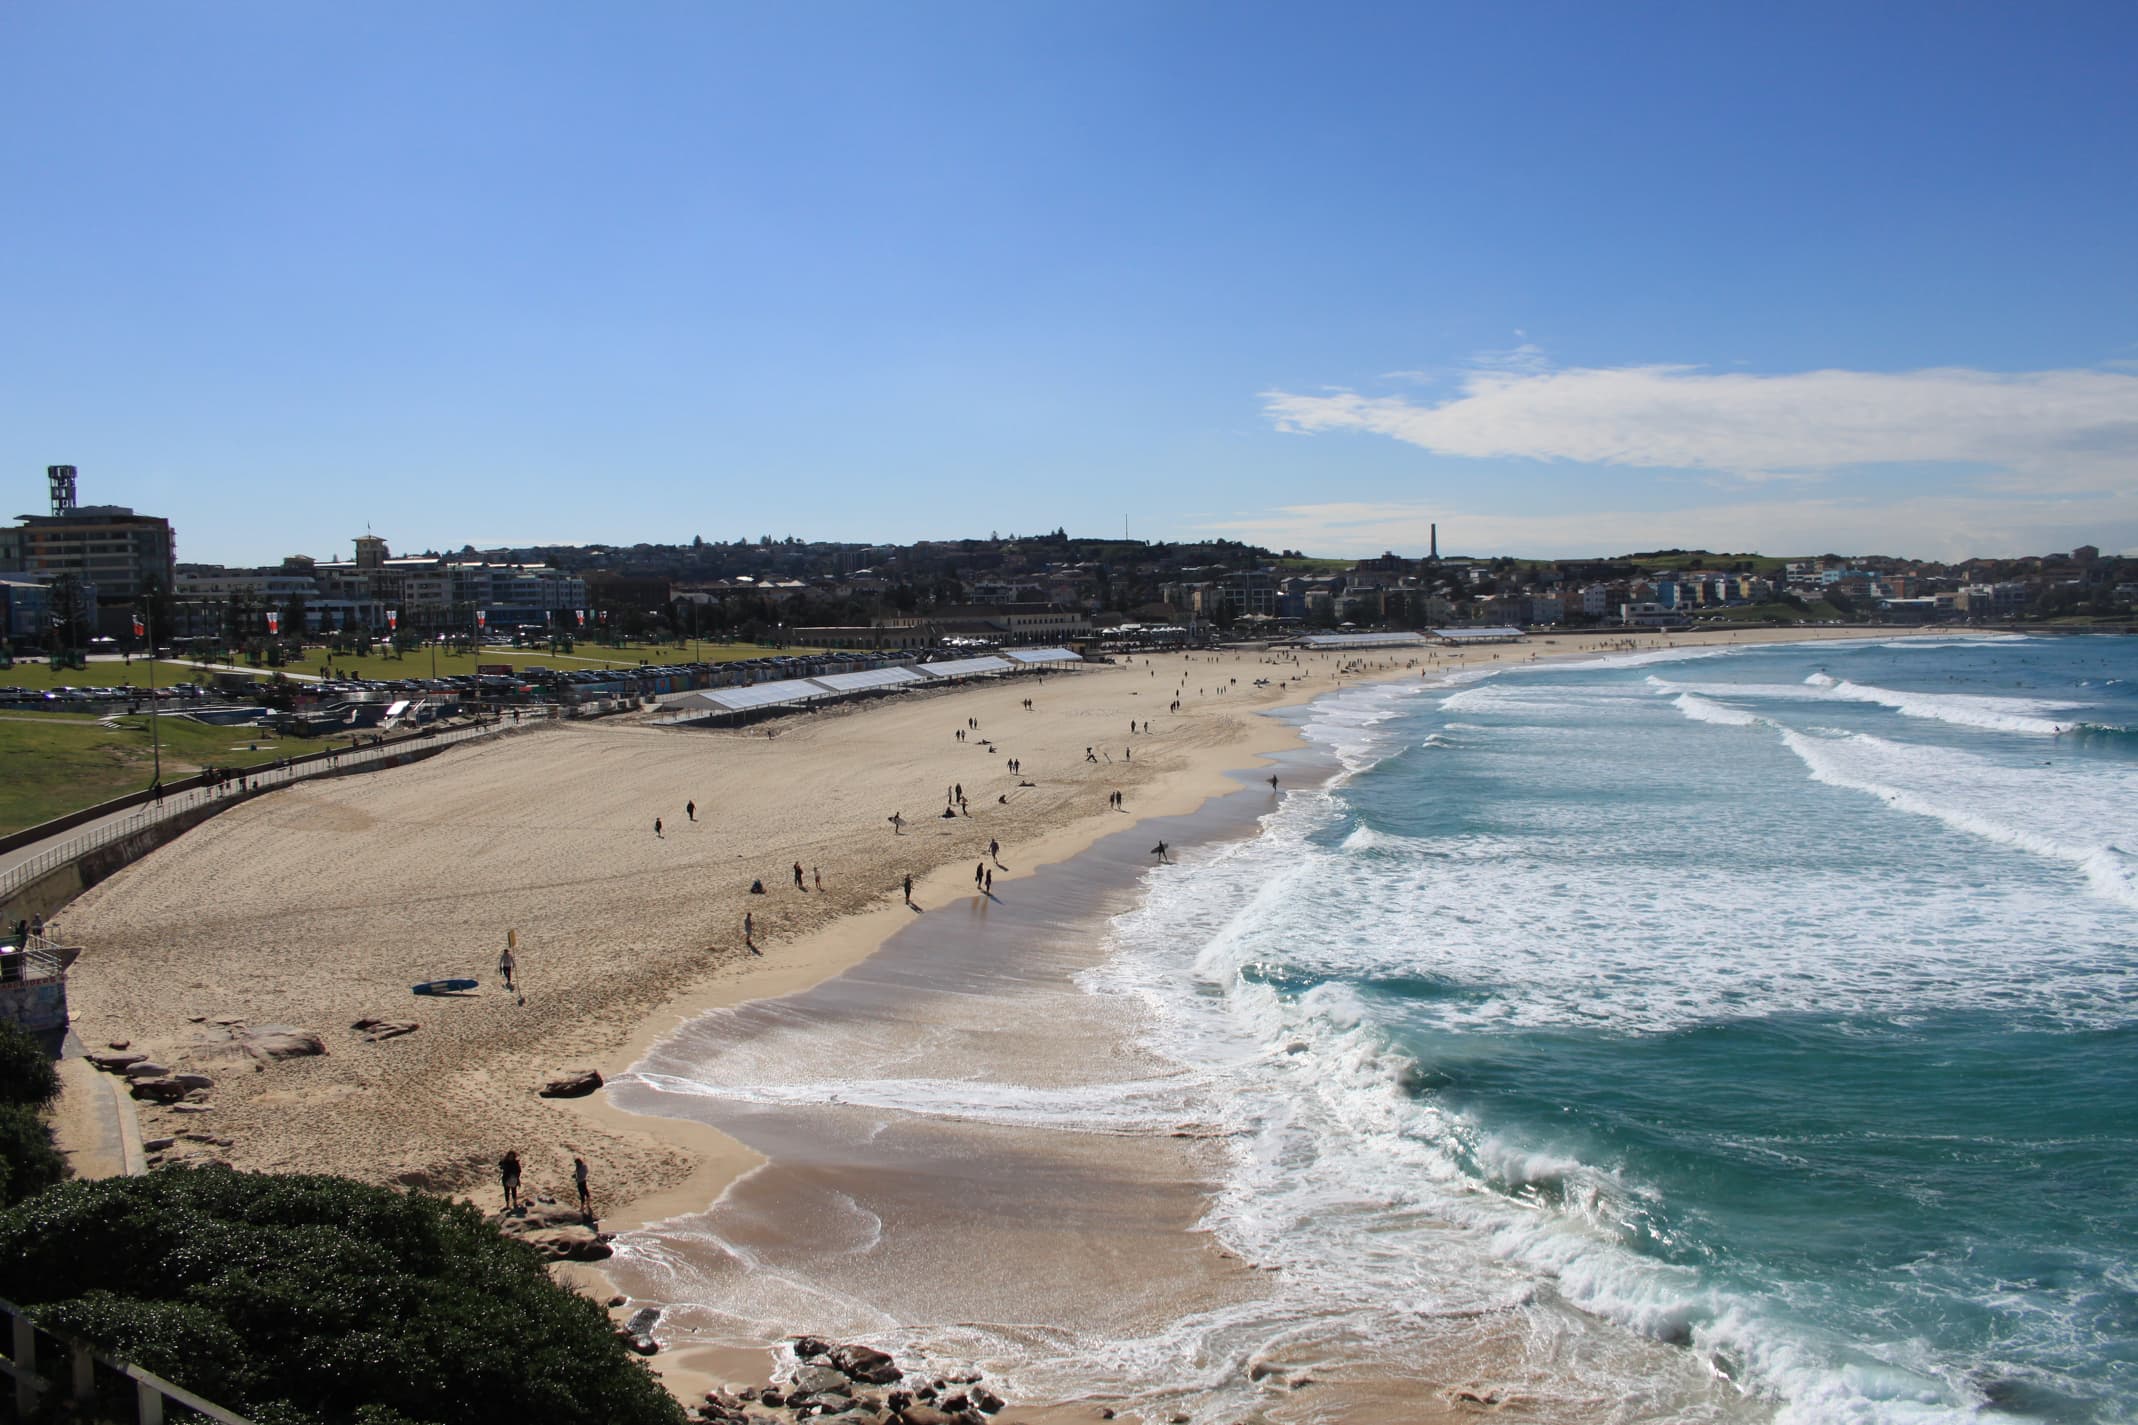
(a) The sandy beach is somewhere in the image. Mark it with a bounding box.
[54,626,1914,1417]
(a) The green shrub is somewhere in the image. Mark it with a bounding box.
[0,1102,67,1206]
[0,1019,63,1207]
[0,1169,685,1425]
[0,1017,60,1107]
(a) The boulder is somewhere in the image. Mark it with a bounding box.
[793,1336,832,1360]
[625,1306,662,1337]
[106,1040,130,1050]
[170,1103,213,1114]
[89,1052,145,1072]
[246,1027,326,1059]
[758,1391,785,1409]
[124,1061,171,1079]
[831,1343,901,1385]
[144,1137,176,1152]
[130,1078,192,1104]
[968,1388,1003,1415]
[169,1073,215,1092]
[893,1409,957,1425]
[629,1334,659,1356]
[793,1392,853,1415]
[794,1364,850,1396]
[539,1069,603,1098]
[514,1225,614,1262]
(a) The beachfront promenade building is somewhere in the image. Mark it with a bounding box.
[0,466,175,637]
[170,536,591,635]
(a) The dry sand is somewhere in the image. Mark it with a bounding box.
[54,626,1914,1414]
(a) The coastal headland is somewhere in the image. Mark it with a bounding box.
[54,626,1913,1417]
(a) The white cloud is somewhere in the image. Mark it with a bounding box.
[1263,361,2138,489]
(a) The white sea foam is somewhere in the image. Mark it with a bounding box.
[1671,692,1763,727]
[1777,727,2138,912]
[1799,673,2081,735]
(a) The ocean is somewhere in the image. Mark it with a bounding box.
[610,633,2138,1424]
[1085,633,2137,1423]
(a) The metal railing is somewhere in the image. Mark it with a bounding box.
[0,716,550,905]
[4,1295,253,1423]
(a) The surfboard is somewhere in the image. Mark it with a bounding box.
[412,978,478,996]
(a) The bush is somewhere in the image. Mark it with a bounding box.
[0,1169,685,1425]
[0,1103,67,1205]
[0,1017,60,1106]
[0,1019,63,1207]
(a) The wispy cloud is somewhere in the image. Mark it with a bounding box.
[1263,359,2138,489]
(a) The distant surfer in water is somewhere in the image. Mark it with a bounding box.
[1152,840,1169,863]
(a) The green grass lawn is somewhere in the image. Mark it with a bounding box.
[0,711,302,835]
[0,660,213,693]
[306,640,818,681]
[0,641,817,691]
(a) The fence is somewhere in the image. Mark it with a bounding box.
[0,716,548,907]
[3,1295,252,1423]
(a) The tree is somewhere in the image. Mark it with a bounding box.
[0,1018,65,1207]
[0,1169,685,1425]
[47,572,91,654]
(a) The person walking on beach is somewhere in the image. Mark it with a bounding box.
[498,1150,522,1213]
[794,862,806,890]
[902,874,913,906]
[890,811,906,834]
[498,933,517,994]
[744,911,754,946]
[813,866,823,890]
[654,817,663,838]
[989,838,999,862]
[686,800,696,822]
[573,1156,592,1220]
[984,868,993,894]
[975,861,986,889]
[1152,840,1170,863]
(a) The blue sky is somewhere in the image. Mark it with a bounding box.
[3,2,2134,565]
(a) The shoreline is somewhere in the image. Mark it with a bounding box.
[48,625,1964,1415]
[556,625,1950,1412]
[576,623,1954,1237]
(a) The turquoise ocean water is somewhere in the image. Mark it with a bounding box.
[1090,634,2138,1423]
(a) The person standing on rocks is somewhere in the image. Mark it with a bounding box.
[573,1156,592,1220]
[499,1150,522,1213]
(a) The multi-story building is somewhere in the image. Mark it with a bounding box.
[0,467,175,635]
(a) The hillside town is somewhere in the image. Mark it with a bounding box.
[4,465,2134,663]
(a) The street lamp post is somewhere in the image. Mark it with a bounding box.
[146,603,161,790]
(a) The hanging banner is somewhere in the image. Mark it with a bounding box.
[575,609,586,628]
[266,611,280,635]
[476,610,488,630]
[132,614,145,637]
[387,609,398,631]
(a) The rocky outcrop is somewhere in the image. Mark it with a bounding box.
[352,1017,420,1042]
[539,1069,603,1098]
